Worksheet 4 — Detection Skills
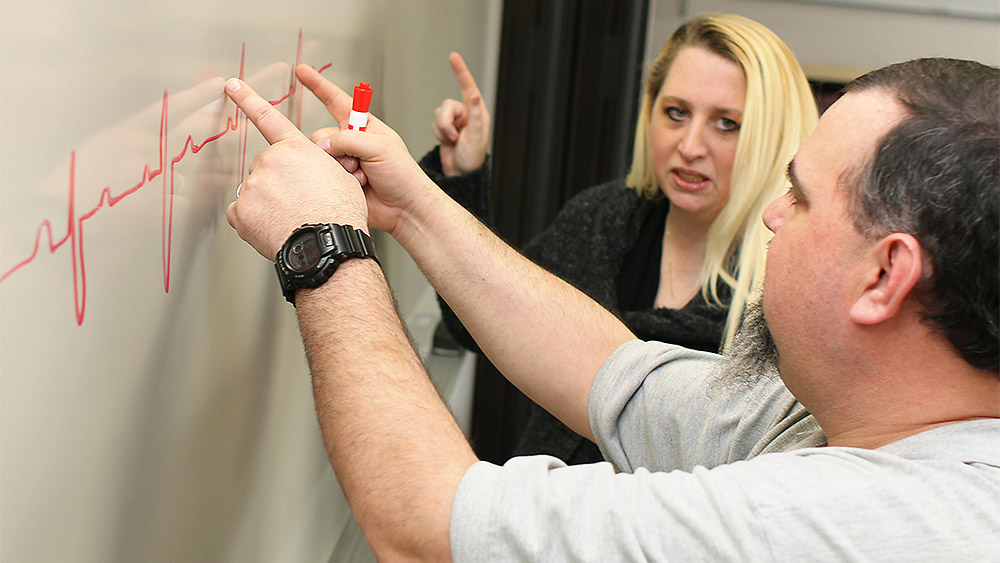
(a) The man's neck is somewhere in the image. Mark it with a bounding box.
[808,351,999,450]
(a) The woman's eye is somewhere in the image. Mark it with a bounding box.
[665,106,688,121]
[717,117,740,132]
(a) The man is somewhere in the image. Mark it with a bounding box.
[224,57,998,561]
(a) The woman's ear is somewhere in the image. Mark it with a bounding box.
[849,233,924,325]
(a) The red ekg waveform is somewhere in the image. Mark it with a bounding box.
[0,30,333,325]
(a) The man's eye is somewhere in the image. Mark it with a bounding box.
[786,187,799,205]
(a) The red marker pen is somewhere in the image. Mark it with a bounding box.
[348,81,373,131]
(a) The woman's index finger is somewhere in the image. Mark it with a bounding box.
[448,52,482,103]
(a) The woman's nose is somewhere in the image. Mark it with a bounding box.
[677,125,708,160]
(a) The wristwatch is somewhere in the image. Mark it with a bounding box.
[275,223,379,305]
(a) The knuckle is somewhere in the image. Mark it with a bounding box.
[252,108,273,125]
[250,103,276,125]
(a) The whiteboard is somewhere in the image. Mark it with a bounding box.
[0,1,395,561]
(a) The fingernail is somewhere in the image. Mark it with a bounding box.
[319,138,331,151]
[225,78,241,93]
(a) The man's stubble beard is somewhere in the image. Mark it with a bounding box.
[710,296,781,393]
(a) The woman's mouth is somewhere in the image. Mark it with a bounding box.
[671,169,710,191]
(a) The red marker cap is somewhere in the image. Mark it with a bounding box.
[352,81,373,113]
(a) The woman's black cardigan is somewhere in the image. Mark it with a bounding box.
[420,146,727,464]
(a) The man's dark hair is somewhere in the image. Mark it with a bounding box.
[844,58,999,373]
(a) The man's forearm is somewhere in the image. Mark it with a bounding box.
[390,178,635,439]
[295,258,477,561]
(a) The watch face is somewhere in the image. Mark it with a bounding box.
[285,230,323,272]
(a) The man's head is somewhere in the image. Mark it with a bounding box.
[841,59,999,373]
[746,58,998,405]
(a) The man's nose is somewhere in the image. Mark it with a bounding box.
[762,196,785,233]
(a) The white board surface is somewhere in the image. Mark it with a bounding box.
[0,2,392,561]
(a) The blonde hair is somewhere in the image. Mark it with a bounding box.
[625,13,818,349]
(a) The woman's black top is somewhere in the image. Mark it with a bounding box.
[420,146,728,464]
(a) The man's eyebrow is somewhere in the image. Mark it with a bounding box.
[786,160,808,204]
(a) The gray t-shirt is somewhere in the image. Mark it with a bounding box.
[451,340,1000,561]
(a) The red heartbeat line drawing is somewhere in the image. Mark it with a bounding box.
[0,30,334,326]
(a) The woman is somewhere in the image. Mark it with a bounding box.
[422,13,818,463]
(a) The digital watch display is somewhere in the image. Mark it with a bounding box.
[275,223,379,305]
[285,229,326,272]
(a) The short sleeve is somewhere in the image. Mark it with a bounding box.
[589,340,823,473]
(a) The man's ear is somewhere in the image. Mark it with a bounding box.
[849,233,924,325]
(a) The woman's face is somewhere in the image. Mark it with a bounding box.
[649,46,746,224]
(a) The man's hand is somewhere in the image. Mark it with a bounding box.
[224,77,368,261]
[295,64,439,238]
[432,52,491,176]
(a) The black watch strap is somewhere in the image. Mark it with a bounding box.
[275,223,379,305]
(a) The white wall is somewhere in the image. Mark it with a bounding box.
[649,0,999,82]
[376,0,502,324]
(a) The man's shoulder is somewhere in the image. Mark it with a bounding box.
[590,340,822,472]
[875,418,1000,466]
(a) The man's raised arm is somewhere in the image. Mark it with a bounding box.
[298,65,635,439]
[224,77,476,561]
